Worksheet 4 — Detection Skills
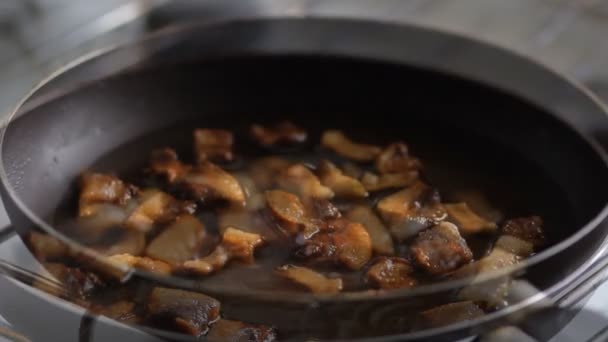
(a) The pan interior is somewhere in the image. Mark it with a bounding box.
[5,54,606,240]
[3,52,608,338]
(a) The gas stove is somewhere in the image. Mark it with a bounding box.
[1,1,608,341]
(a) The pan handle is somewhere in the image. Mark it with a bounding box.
[0,322,31,342]
[0,225,15,244]
[0,223,32,342]
[478,248,608,342]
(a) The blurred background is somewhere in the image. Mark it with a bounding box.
[2,0,608,116]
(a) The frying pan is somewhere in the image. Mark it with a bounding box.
[1,5,608,341]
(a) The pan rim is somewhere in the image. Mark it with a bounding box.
[1,15,608,307]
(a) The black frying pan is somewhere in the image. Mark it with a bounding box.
[1,15,608,341]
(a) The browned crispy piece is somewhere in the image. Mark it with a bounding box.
[295,219,372,270]
[452,190,503,223]
[346,205,394,255]
[361,170,419,192]
[43,262,106,299]
[207,319,277,342]
[277,164,334,199]
[453,235,533,307]
[377,182,447,241]
[91,301,138,323]
[233,173,266,211]
[502,216,545,247]
[27,232,69,261]
[217,206,278,242]
[321,130,382,162]
[147,287,220,337]
[311,199,342,221]
[250,121,307,147]
[318,160,368,198]
[218,207,253,232]
[148,148,191,183]
[375,142,422,174]
[95,230,146,257]
[332,221,372,270]
[194,128,234,163]
[342,162,364,179]
[124,189,183,233]
[494,235,534,257]
[452,247,522,280]
[178,161,246,206]
[248,157,291,190]
[453,234,534,280]
[180,247,230,276]
[445,202,497,235]
[222,227,264,263]
[107,254,172,276]
[66,204,130,244]
[365,257,417,290]
[79,172,135,216]
[179,227,263,275]
[376,182,428,224]
[276,265,343,294]
[410,222,473,275]
[455,259,515,308]
[265,190,314,237]
[64,248,131,281]
[419,301,484,328]
[146,215,206,264]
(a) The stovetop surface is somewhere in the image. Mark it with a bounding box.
[1,1,608,341]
